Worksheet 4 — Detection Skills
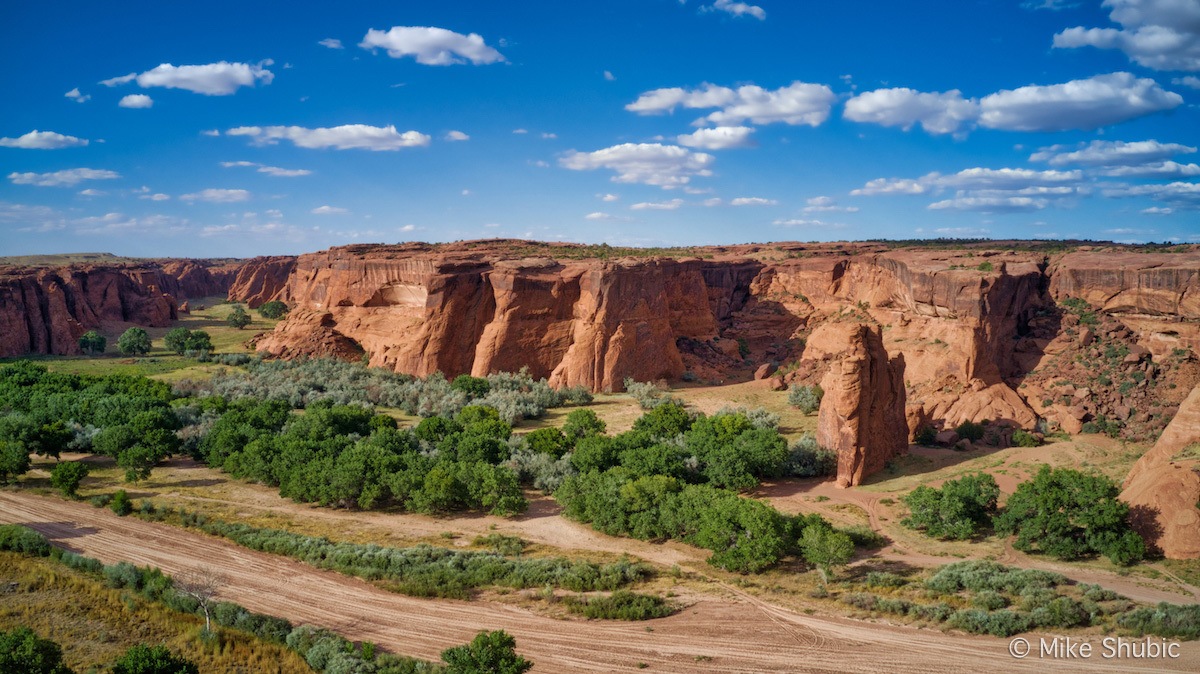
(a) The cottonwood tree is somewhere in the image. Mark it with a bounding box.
[173,568,225,634]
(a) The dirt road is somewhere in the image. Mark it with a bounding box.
[2,492,1195,673]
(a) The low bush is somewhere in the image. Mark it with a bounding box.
[1117,603,1200,639]
[0,524,51,557]
[787,385,823,414]
[562,590,677,620]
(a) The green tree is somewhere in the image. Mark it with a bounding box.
[257,300,288,319]
[524,427,571,457]
[0,626,74,674]
[450,375,491,398]
[110,489,132,516]
[184,330,213,353]
[441,630,532,674]
[226,305,251,330]
[163,328,191,355]
[994,465,1145,565]
[788,385,823,414]
[78,330,107,356]
[0,439,30,483]
[800,524,854,584]
[50,461,89,498]
[110,644,198,674]
[117,328,152,356]
[562,408,606,441]
[902,473,999,540]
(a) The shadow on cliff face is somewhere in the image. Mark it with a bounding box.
[1128,503,1166,559]
[1005,302,1064,391]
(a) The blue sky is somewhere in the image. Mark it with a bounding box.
[1,0,1198,257]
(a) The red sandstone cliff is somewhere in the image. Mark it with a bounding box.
[226,256,296,308]
[1121,385,1200,559]
[0,260,241,357]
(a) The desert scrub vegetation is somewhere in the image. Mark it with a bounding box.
[561,590,678,620]
[138,506,653,600]
[185,359,590,423]
[787,384,823,414]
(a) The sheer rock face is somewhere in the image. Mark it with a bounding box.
[809,323,908,487]
[226,256,297,308]
[1121,385,1200,559]
[0,261,237,357]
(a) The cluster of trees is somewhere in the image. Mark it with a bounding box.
[163,328,213,356]
[0,627,197,674]
[257,300,288,319]
[0,362,180,483]
[903,467,1145,565]
[78,327,155,356]
[201,401,527,515]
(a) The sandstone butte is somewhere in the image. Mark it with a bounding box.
[1,240,1198,543]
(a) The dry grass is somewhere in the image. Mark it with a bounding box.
[0,551,311,674]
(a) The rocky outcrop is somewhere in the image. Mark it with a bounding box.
[1121,385,1200,559]
[227,256,296,308]
[807,322,907,487]
[0,260,241,357]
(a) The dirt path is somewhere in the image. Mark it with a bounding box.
[2,492,1195,673]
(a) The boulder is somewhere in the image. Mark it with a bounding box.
[754,363,776,380]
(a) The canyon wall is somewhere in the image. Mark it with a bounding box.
[0,260,238,357]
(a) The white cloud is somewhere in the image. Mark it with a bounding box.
[631,198,684,210]
[64,88,89,103]
[201,129,221,137]
[139,192,170,201]
[512,128,528,134]
[600,193,619,202]
[8,168,119,187]
[585,212,631,221]
[933,167,1083,190]
[226,124,431,151]
[311,205,348,214]
[1103,181,1200,209]
[73,212,189,236]
[773,217,843,228]
[1174,75,1200,89]
[803,196,860,213]
[1053,0,1200,71]
[928,196,1048,212]
[220,160,312,177]
[850,177,927,195]
[604,70,616,81]
[677,126,755,149]
[0,130,88,149]
[1030,139,1196,166]
[1142,206,1174,214]
[705,0,767,20]
[560,143,714,188]
[702,197,723,207]
[541,132,557,139]
[100,73,136,87]
[106,61,274,96]
[118,94,153,108]
[844,88,979,135]
[934,227,992,236]
[627,81,835,127]
[978,72,1182,131]
[359,26,505,66]
[1097,161,1200,178]
[399,224,417,232]
[730,197,778,206]
[180,188,251,203]
[445,130,470,141]
[78,189,105,196]
[318,38,344,49]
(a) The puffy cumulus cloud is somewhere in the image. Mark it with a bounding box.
[850,178,927,196]
[118,94,153,108]
[1030,139,1196,166]
[704,0,767,20]
[600,193,619,202]
[0,130,88,149]
[844,88,979,135]
[359,26,505,66]
[318,38,344,49]
[1053,0,1200,71]
[444,130,470,141]
[64,88,89,103]
[226,124,431,151]
[1097,161,1200,178]
[934,167,1083,190]
[1174,75,1200,89]
[730,197,778,206]
[677,126,755,149]
[180,188,251,203]
[978,72,1182,132]
[559,143,714,188]
[8,168,119,187]
[105,61,274,96]
[139,192,170,201]
[630,198,684,210]
[803,196,860,213]
[1103,181,1200,208]
[627,81,835,127]
[220,160,312,177]
[311,205,349,214]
